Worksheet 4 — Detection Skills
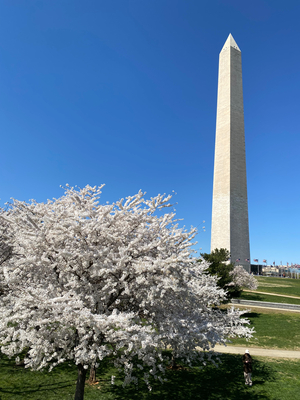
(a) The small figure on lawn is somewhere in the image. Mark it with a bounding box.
[243,349,253,386]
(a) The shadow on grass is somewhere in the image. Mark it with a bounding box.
[0,382,73,395]
[0,353,116,399]
[241,293,266,302]
[108,354,276,400]
[241,311,261,318]
[0,355,76,397]
[0,353,279,400]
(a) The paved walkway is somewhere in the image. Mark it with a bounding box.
[244,290,300,300]
[212,345,300,359]
[228,302,300,312]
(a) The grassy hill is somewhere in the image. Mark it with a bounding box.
[239,291,300,305]
[228,308,300,350]
[253,276,300,298]
[228,276,300,349]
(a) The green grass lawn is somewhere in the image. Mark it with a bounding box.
[239,291,300,305]
[228,309,300,350]
[255,276,300,297]
[1,353,300,400]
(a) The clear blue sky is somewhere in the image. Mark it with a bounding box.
[0,0,299,265]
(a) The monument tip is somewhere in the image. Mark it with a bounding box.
[221,33,241,52]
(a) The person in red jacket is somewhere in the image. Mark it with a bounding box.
[242,349,253,386]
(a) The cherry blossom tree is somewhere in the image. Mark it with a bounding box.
[229,265,258,291]
[0,185,253,400]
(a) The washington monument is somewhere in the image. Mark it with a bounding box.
[211,34,250,272]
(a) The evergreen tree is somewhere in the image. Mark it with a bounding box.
[199,249,242,299]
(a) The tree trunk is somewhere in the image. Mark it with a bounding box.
[88,364,96,383]
[15,358,25,367]
[171,354,177,369]
[74,363,87,400]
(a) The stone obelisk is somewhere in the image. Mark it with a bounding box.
[211,34,250,272]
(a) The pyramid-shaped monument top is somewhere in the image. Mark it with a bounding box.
[221,33,241,52]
